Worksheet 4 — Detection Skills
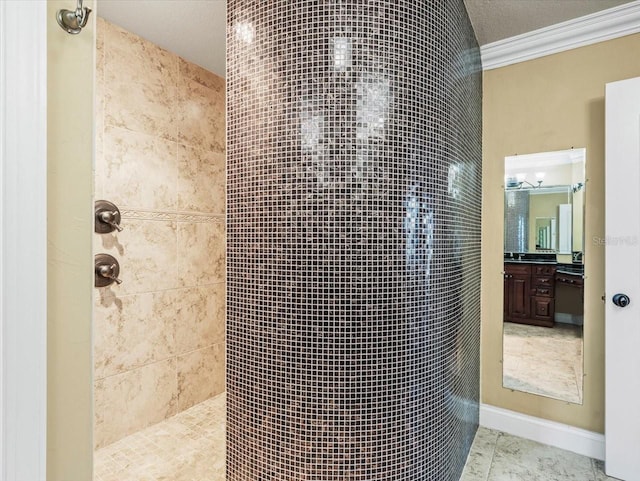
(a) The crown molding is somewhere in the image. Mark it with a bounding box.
[481,1,640,70]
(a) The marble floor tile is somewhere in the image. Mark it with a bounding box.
[94,392,225,481]
[462,428,621,481]
[489,433,594,480]
[97,397,621,481]
[460,427,500,481]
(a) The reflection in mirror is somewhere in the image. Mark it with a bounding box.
[502,148,585,404]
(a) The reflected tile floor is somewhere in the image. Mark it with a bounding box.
[94,392,225,481]
[462,427,619,481]
[503,322,583,403]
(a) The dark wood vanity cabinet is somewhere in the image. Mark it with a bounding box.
[504,263,531,321]
[504,263,556,327]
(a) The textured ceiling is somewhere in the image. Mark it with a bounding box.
[464,0,634,45]
[98,0,634,76]
[98,0,227,77]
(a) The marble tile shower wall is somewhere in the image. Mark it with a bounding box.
[93,18,226,449]
[227,1,482,480]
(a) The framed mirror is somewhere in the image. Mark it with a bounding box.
[502,148,585,404]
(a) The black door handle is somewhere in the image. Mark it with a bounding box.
[613,293,631,308]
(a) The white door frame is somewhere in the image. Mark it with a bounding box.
[0,1,48,480]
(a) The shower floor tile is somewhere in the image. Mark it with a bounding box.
[95,394,616,481]
[94,392,225,481]
[462,427,620,481]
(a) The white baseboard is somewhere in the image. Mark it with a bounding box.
[480,404,605,460]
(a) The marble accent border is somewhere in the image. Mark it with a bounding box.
[479,404,605,461]
[120,209,224,223]
[481,2,640,70]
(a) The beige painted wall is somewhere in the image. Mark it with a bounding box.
[93,18,226,449]
[482,32,640,433]
[47,1,95,479]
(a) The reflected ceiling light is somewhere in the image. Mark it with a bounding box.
[235,22,255,44]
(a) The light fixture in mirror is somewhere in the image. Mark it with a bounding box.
[503,148,585,404]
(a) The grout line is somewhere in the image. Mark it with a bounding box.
[484,431,501,481]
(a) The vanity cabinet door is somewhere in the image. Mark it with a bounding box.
[508,273,531,320]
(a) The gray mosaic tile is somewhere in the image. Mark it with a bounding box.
[227,1,482,479]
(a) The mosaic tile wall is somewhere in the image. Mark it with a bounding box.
[504,190,530,253]
[227,1,482,479]
[94,19,226,449]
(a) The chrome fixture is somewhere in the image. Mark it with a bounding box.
[95,200,123,234]
[56,0,91,35]
[95,253,122,287]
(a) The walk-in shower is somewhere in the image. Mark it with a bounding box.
[227,1,482,479]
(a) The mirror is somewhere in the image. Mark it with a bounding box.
[503,148,585,404]
[535,217,556,250]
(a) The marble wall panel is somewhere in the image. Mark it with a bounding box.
[102,126,178,211]
[177,220,226,287]
[177,78,226,153]
[104,80,178,141]
[94,358,178,449]
[179,57,225,92]
[94,218,178,296]
[103,20,178,88]
[94,288,179,379]
[177,144,226,214]
[177,344,225,411]
[175,284,226,353]
[94,18,226,449]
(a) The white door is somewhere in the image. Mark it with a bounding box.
[605,76,640,481]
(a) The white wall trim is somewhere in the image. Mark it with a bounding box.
[480,404,605,461]
[0,1,48,480]
[481,1,640,70]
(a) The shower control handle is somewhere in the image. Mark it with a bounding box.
[98,264,122,284]
[95,253,122,287]
[99,210,123,232]
[95,200,123,233]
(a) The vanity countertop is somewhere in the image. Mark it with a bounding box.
[504,259,556,265]
[504,259,584,276]
[556,264,585,276]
